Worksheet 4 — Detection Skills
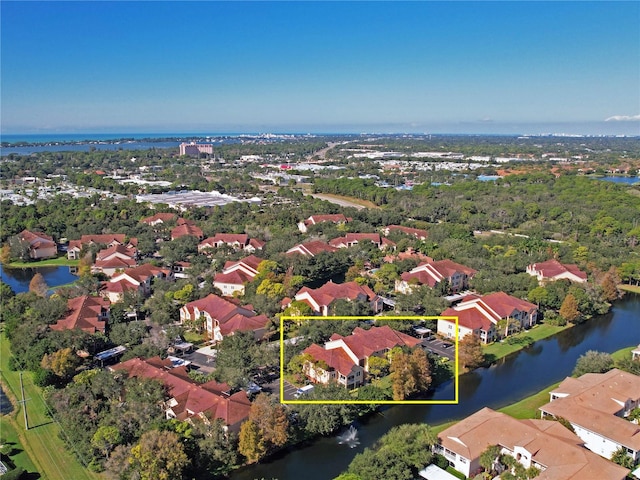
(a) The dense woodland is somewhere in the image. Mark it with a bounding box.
[0,136,639,478]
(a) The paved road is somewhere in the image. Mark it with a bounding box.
[308,193,367,210]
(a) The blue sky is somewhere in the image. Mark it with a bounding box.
[1,1,639,135]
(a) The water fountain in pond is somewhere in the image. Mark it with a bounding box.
[337,425,360,448]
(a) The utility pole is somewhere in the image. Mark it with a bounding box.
[19,371,29,430]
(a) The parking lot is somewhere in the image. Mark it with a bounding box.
[420,337,455,361]
[282,380,299,401]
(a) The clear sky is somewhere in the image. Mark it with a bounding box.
[1,1,639,135]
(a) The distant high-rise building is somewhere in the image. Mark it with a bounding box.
[179,142,214,156]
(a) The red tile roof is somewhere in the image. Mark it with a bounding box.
[286,241,339,256]
[112,357,251,428]
[50,295,109,334]
[384,225,428,239]
[171,223,204,240]
[140,213,178,224]
[183,294,269,335]
[528,259,587,281]
[294,280,379,313]
[304,214,351,226]
[19,229,56,250]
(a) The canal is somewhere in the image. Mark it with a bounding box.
[230,294,640,480]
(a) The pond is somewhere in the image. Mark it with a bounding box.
[230,294,640,480]
[593,175,640,185]
[0,263,78,294]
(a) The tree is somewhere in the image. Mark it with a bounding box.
[192,419,239,476]
[248,393,290,450]
[91,425,122,459]
[214,331,257,388]
[479,444,502,475]
[367,355,390,379]
[610,447,634,469]
[129,429,189,480]
[29,272,49,297]
[459,334,485,371]
[41,347,80,379]
[572,350,614,377]
[390,348,431,400]
[238,420,267,463]
[559,293,580,323]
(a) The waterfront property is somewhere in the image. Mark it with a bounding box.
[111,356,251,432]
[539,368,640,465]
[438,292,538,343]
[434,407,630,479]
[17,229,57,259]
[301,325,421,388]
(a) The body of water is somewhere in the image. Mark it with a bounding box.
[0,263,78,294]
[594,176,640,185]
[230,294,640,480]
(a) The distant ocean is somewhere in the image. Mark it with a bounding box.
[0,133,252,156]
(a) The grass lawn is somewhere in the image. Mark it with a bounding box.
[619,284,640,294]
[6,256,79,268]
[483,323,570,362]
[612,345,636,362]
[498,382,560,419]
[0,333,100,480]
[0,418,40,477]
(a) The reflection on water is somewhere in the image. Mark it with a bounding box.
[230,295,640,480]
[0,264,78,294]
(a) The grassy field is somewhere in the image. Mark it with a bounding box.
[0,333,101,480]
[619,284,640,294]
[6,256,79,268]
[497,382,560,419]
[483,323,570,362]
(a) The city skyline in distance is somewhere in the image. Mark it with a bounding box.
[1,1,639,136]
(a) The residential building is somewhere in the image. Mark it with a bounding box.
[297,214,351,233]
[111,356,251,432]
[213,255,263,296]
[180,294,269,342]
[438,292,538,342]
[50,295,110,334]
[91,244,138,277]
[285,240,339,257]
[302,325,421,388]
[172,261,191,279]
[171,223,204,240]
[198,234,265,253]
[289,280,383,316]
[17,229,57,259]
[67,234,137,260]
[435,407,629,479]
[140,212,178,226]
[526,259,588,284]
[539,369,640,465]
[329,233,395,250]
[382,225,428,240]
[396,259,477,294]
[102,263,171,302]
